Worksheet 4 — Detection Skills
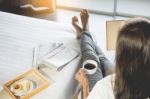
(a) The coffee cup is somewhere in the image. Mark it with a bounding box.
[82,60,97,75]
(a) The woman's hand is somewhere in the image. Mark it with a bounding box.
[76,69,88,87]
[75,68,89,99]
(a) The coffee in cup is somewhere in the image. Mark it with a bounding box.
[82,60,97,74]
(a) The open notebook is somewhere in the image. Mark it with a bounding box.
[41,45,79,71]
[35,43,80,71]
[106,20,125,50]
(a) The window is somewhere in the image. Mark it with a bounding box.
[56,0,150,18]
[57,0,114,14]
[117,0,150,18]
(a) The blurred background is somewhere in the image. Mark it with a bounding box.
[0,0,149,60]
[0,0,149,18]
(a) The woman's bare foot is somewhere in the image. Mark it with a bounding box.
[80,9,89,31]
[72,16,82,39]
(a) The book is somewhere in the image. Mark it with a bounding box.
[39,44,80,71]
[106,20,125,50]
[33,42,63,68]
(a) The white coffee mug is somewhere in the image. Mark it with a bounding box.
[82,60,97,75]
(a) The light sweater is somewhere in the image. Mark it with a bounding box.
[87,74,115,99]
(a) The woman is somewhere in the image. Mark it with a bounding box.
[73,9,150,99]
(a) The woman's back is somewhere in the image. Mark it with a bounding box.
[88,17,150,99]
[114,18,150,99]
[87,74,115,99]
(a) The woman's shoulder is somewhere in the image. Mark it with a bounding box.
[87,74,115,99]
[95,74,115,93]
[97,74,115,85]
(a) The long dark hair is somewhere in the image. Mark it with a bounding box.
[114,18,150,99]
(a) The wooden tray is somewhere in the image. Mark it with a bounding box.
[3,69,50,99]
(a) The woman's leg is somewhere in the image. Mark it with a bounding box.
[73,9,114,92]
[94,44,115,76]
[79,9,114,76]
[80,31,104,91]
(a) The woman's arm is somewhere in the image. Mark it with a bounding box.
[76,69,89,99]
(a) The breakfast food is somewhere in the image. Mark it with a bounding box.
[10,79,35,96]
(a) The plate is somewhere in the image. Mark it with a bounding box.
[10,79,37,96]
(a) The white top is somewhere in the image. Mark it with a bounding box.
[87,74,115,99]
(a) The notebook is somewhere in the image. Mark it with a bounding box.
[39,44,80,71]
